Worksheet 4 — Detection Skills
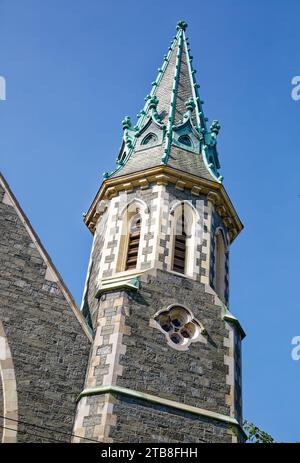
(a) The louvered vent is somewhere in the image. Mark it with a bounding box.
[125,215,141,270]
[172,211,186,274]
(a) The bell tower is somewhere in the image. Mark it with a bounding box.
[73,21,245,443]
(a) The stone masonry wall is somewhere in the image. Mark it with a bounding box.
[82,182,215,330]
[74,269,239,442]
[76,180,243,442]
[0,182,91,442]
[109,394,233,443]
[117,270,230,416]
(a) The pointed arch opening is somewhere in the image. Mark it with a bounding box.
[178,134,192,147]
[125,213,141,270]
[170,202,196,278]
[141,132,158,146]
[172,207,187,274]
[116,200,147,273]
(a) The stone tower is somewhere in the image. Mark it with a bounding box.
[73,21,245,443]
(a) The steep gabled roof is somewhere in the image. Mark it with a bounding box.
[103,21,222,183]
[0,173,93,341]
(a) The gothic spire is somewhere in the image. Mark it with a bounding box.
[104,21,222,183]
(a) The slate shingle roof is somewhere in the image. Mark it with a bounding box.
[110,21,219,184]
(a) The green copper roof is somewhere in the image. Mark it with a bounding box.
[103,21,223,183]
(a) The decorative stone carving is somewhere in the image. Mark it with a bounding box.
[153,304,206,351]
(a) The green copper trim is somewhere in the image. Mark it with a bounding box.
[223,310,246,340]
[95,276,140,298]
[172,99,200,138]
[135,33,178,133]
[201,144,222,183]
[184,32,223,182]
[134,96,165,139]
[176,20,188,31]
[183,30,206,132]
[106,28,180,179]
[183,33,223,181]
[77,384,246,438]
[105,21,223,182]
[161,28,184,164]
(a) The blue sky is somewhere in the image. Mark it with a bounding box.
[1,0,300,442]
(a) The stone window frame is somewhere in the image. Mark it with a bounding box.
[115,198,149,274]
[124,212,142,270]
[168,201,200,279]
[151,304,207,351]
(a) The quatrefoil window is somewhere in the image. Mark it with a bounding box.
[153,305,206,351]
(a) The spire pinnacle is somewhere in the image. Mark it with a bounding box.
[176,20,188,31]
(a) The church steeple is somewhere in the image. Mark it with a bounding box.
[75,21,245,444]
[104,21,222,183]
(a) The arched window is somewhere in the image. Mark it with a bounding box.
[214,230,226,302]
[178,134,192,147]
[116,200,146,273]
[141,132,158,146]
[172,206,187,274]
[171,203,196,277]
[125,214,141,270]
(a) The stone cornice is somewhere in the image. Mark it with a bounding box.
[84,166,243,243]
[95,274,141,299]
[223,311,246,340]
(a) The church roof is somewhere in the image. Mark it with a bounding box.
[104,21,223,183]
[0,172,93,341]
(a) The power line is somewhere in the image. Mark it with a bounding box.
[0,415,100,443]
[0,423,61,443]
